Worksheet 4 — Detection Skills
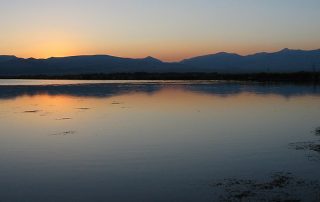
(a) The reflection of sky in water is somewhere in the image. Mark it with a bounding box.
[0,80,320,201]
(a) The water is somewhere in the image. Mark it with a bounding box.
[0,80,319,201]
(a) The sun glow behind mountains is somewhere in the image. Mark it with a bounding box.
[1,0,320,61]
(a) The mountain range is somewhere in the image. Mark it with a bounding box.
[0,48,319,76]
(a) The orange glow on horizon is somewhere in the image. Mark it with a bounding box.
[6,46,303,62]
[2,28,319,62]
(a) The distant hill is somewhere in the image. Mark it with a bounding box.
[181,48,320,73]
[0,49,320,75]
[0,55,17,62]
[0,55,188,76]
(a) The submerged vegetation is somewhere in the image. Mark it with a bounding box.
[213,126,320,201]
[212,172,320,201]
[315,127,320,136]
[50,130,76,136]
[289,126,320,161]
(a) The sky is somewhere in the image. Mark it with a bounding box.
[1,0,320,61]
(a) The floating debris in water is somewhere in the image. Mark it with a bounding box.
[212,172,320,201]
[289,141,320,153]
[50,131,76,136]
[111,102,122,105]
[23,110,40,113]
[55,118,72,121]
[289,127,320,161]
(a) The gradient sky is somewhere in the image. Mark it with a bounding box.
[1,0,320,61]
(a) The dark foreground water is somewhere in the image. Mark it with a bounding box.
[0,80,320,201]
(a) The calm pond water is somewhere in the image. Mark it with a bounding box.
[0,80,320,201]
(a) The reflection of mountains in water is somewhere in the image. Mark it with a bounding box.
[0,82,319,100]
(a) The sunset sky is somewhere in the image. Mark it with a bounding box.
[1,0,320,61]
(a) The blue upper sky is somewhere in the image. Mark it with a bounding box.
[1,0,320,61]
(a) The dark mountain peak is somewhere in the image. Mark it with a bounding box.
[215,52,242,58]
[277,48,305,54]
[280,48,291,52]
[182,52,241,63]
[142,56,162,63]
[215,52,235,55]
[248,52,268,57]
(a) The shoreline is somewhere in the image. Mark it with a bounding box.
[0,72,319,83]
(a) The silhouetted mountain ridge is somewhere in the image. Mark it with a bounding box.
[0,49,319,75]
[0,55,17,62]
[181,48,320,73]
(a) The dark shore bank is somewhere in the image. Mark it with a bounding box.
[1,72,320,83]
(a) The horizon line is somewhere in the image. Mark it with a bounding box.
[1,48,320,63]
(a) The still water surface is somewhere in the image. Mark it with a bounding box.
[0,80,319,201]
